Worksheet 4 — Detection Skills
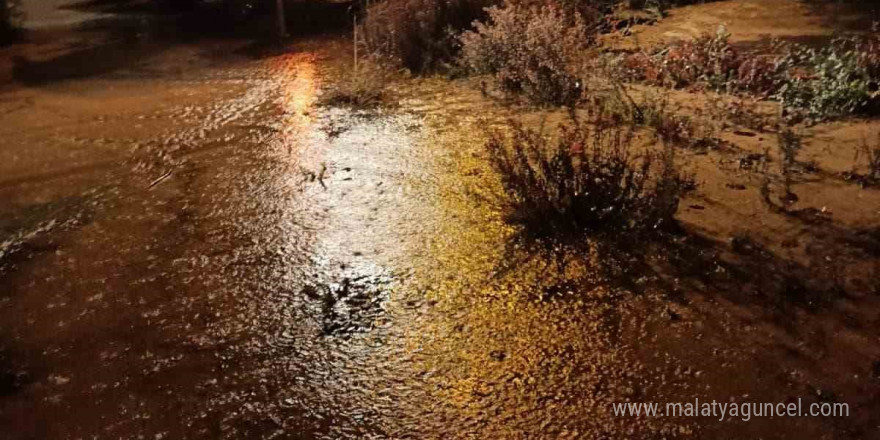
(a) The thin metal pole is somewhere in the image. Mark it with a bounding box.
[353,15,358,74]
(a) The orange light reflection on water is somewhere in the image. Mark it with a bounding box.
[275,53,319,141]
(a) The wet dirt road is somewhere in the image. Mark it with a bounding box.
[1,33,877,439]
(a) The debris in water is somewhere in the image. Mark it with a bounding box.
[149,169,174,189]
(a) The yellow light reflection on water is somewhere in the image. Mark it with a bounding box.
[279,53,318,125]
[268,52,321,170]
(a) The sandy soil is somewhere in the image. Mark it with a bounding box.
[603,0,879,50]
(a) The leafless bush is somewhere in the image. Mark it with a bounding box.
[486,116,693,237]
[459,3,591,106]
[360,0,496,72]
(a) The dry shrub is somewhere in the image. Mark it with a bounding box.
[616,27,732,88]
[360,0,496,72]
[486,116,692,237]
[735,56,783,96]
[616,26,781,94]
[613,89,695,143]
[321,59,392,108]
[618,52,663,84]
[662,27,740,89]
[459,2,592,106]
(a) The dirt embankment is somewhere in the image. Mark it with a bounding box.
[604,0,878,50]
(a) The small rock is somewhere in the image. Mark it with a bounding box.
[48,375,69,386]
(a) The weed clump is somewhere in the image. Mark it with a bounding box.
[321,60,392,108]
[582,86,720,149]
[360,0,496,72]
[486,117,693,237]
[616,26,783,95]
[614,26,880,121]
[773,33,880,120]
[459,3,591,106]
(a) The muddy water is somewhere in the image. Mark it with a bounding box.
[0,34,869,439]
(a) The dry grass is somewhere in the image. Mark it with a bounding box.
[320,60,392,108]
[863,143,880,184]
[849,135,880,187]
[581,85,720,149]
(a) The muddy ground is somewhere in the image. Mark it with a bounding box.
[1,1,880,438]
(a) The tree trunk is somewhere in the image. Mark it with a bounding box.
[1,0,11,42]
[276,0,286,38]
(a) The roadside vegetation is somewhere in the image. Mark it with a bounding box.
[486,114,692,237]
[459,3,590,106]
[614,26,880,122]
[359,0,879,120]
[320,57,392,108]
[350,0,880,246]
[358,0,720,74]
[359,0,497,71]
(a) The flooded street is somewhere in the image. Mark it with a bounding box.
[1,26,878,439]
[0,34,639,438]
